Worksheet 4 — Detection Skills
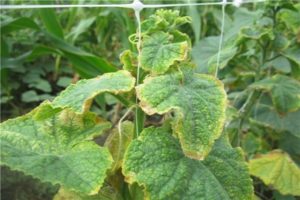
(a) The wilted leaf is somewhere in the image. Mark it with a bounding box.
[136,69,226,159]
[52,70,135,113]
[141,32,188,74]
[0,102,113,195]
[123,126,253,200]
[249,150,300,196]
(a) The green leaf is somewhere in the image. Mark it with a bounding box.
[67,17,96,42]
[37,2,64,39]
[278,7,300,34]
[104,121,134,172]
[29,79,52,92]
[283,46,300,66]
[0,17,39,34]
[54,186,123,200]
[267,56,291,73]
[120,50,137,74]
[249,150,300,196]
[250,75,300,113]
[136,69,226,159]
[252,104,300,138]
[141,10,191,34]
[0,102,113,195]
[21,90,40,103]
[57,76,73,88]
[207,47,237,73]
[45,33,117,78]
[187,6,201,42]
[52,70,135,113]
[192,36,237,73]
[141,32,188,74]
[123,126,253,200]
[239,25,273,40]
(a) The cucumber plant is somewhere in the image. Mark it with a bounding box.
[0,9,264,200]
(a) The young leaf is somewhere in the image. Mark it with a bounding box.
[141,32,188,74]
[120,50,137,74]
[52,70,135,113]
[0,102,113,195]
[136,69,226,159]
[123,126,253,200]
[249,150,300,196]
[250,75,300,113]
[141,10,191,34]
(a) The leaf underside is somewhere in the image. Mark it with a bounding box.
[136,69,227,159]
[0,102,113,195]
[123,126,253,200]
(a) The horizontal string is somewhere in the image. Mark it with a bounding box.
[0,0,267,9]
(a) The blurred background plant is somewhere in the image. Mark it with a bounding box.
[1,0,299,199]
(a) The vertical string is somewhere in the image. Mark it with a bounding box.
[215,0,226,78]
[132,0,143,137]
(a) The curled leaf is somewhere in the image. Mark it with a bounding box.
[52,70,135,113]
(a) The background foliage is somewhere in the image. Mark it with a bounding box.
[1,0,300,200]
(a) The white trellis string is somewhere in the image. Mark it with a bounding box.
[132,0,143,137]
[0,0,267,9]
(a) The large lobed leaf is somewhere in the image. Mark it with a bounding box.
[140,32,188,74]
[136,69,226,159]
[249,150,300,196]
[52,70,135,113]
[123,126,253,200]
[0,102,113,195]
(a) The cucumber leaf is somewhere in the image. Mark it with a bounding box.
[52,70,135,113]
[0,102,113,195]
[252,104,300,138]
[141,32,188,74]
[123,126,253,200]
[250,75,300,113]
[136,69,226,159]
[249,150,300,196]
